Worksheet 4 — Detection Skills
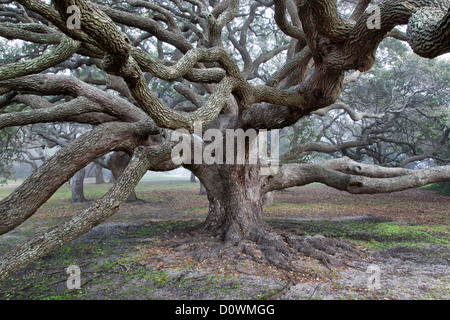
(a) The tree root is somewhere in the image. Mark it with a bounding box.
[283,233,361,269]
[165,225,363,271]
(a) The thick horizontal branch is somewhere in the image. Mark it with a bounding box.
[283,139,370,158]
[0,22,61,44]
[131,46,240,81]
[318,156,413,178]
[0,74,147,122]
[131,48,227,83]
[0,97,107,129]
[265,160,450,194]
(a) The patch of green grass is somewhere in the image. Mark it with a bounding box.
[0,180,199,202]
[422,182,450,196]
[266,201,352,215]
[268,219,450,250]
[123,220,202,238]
[39,288,89,300]
[0,186,15,200]
[180,205,208,215]
[149,269,171,287]
[256,288,280,300]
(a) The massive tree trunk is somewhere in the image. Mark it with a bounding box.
[198,164,267,242]
[187,162,361,268]
[188,163,293,267]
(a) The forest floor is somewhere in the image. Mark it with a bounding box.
[0,181,448,300]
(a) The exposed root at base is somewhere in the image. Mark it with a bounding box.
[162,225,365,271]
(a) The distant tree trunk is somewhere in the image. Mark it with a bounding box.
[126,188,139,202]
[71,168,86,202]
[262,191,273,207]
[108,171,115,183]
[190,172,196,183]
[108,151,139,202]
[95,163,105,184]
[85,162,96,178]
[199,182,207,195]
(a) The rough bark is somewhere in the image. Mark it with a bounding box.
[189,163,291,266]
[0,36,80,81]
[262,191,274,207]
[264,159,450,194]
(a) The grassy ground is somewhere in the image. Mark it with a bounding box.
[0,180,448,300]
[423,182,450,196]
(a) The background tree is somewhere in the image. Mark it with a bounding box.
[282,39,450,167]
[0,36,140,197]
[0,0,449,280]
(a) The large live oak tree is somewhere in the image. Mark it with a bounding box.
[0,0,449,281]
